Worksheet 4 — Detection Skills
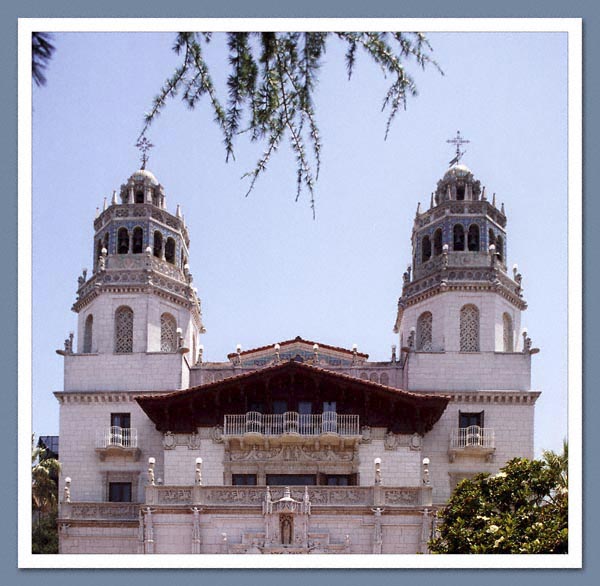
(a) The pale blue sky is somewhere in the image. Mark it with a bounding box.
[32,30,568,455]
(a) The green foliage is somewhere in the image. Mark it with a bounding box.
[32,435,61,554]
[140,32,441,216]
[32,32,55,87]
[32,511,59,554]
[429,448,568,554]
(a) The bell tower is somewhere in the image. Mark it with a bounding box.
[62,150,204,392]
[394,133,534,392]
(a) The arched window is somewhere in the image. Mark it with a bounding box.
[456,184,465,200]
[453,224,465,251]
[96,240,103,264]
[416,311,433,351]
[422,235,432,262]
[380,372,389,386]
[165,238,176,264]
[433,228,443,256]
[496,235,504,262]
[151,189,160,207]
[153,231,163,258]
[114,306,134,353]
[467,224,480,251]
[135,190,144,203]
[117,228,129,254]
[503,312,514,352]
[132,227,143,254]
[160,313,178,352]
[460,304,480,352]
[83,314,93,353]
[103,232,109,254]
[488,229,495,249]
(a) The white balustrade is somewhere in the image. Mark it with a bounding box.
[97,426,138,448]
[224,412,360,437]
[450,425,494,449]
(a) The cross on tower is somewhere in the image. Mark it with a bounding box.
[135,137,154,170]
[446,130,469,166]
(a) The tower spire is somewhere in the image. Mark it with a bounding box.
[135,136,154,170]
[446,130,470,166]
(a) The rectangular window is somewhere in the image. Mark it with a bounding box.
[109,482,132,502]
[323,401,336,413]
[232,474,257,486]
[459,411,484,428]
[248,402,264,414]
[273,400,288,414]
[298,401,312,415]
[323,474,356,486]
[111,413,131,428]
[266,474,316,486]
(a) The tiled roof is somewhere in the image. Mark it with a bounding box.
[136,359,446,405]
[226,336,369,359]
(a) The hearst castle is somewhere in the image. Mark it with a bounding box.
[54,140,540,555]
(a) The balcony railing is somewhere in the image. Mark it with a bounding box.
[96,426,138,449]
[450,425,495,449]
[224,412,360,437]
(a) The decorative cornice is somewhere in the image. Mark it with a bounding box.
[446,390,541,405]
[398,274,527,312]
[94,203,189,247]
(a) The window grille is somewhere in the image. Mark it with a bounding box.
[460,304,480,352]
[153,231,163,258]
[433,229,443,256]
[160,312,177,352]
[417,311,433,351]
[453,224,465,251]
[503,312,514,352]
[132,227,143,254]
[117,228,129,254]
[115,306,134,353]
[422,235,431,262]
[83,314,93,353]
[468,224,480,251]
[496,235,504,262]
[165,238,176,264]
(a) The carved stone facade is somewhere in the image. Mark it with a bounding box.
[56,157,540,555]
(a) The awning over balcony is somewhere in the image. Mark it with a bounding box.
[136,360,449,434]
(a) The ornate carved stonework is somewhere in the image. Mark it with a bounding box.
[162,431,201,450]
[384,431,423,451]
[203,486,372,507]
[65,502,139,520]
[361,426,372,443]
[210,425,224,444]
[384,488,420,505]
[229,445,355,463]
[157,488,193,504]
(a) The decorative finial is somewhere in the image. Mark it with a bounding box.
[135,136,154,170]
[446,130,470,166]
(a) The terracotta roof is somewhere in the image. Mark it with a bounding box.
[135,360,450,435]
[135,359,446,405]
[226,336,369,359]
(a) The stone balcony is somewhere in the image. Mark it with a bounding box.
[59,484,433,521]
[448,425,495,462]
[223,412,361,447]
[95,426,141,461]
